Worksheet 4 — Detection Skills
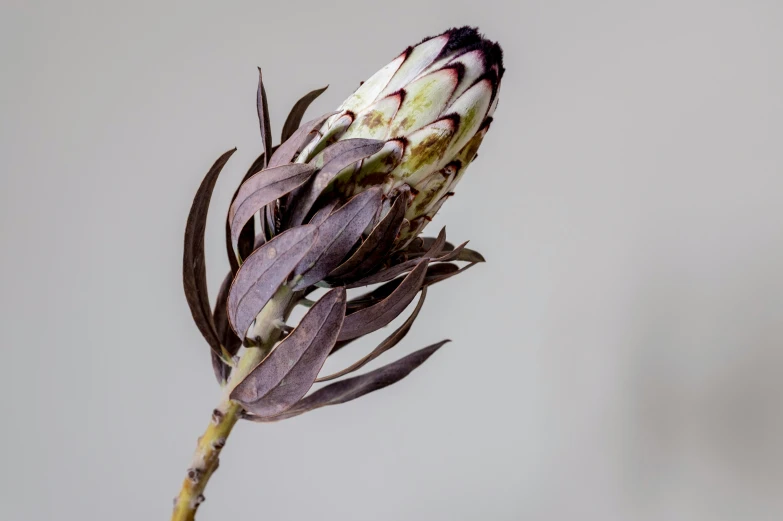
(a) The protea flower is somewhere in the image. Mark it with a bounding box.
[295,26,503,243]
[176,26,503,520]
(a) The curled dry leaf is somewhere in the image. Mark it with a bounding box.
[423,261,478,285]
[404,237,484,263]
[225,152,267,274]
[267,112,336,168]
[292,187,383,290]
[317,287,427,382]
[183,148,236,354]
[344,261,475,321]
[256,68,273,167]
[423,227,448,257]
[211,271,242,385]
[285,139,385,228]
[327,189,407,281]
[229,163,316,245]
[344,233,459,289]
[243,341,449,422]
[227,226,318,337]
[281,86,329,143]
[231,288,347,417]
[450,247,485,263]
[338,259,429,341]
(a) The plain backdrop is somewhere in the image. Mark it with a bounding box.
[1,1,782,520]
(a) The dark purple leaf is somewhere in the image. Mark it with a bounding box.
[318,138,381,166]
[308,199,339,227]
[293,188,383,290]
[225,152,266,274]
[424,261,479,285]
[424,227,448,256]
[285,139,384,228]
[264,203,277,239]
[345,279,404,314]
[344,258,418,289]
[423,263,459,282]
[317,287,427,382]
[345,233,460,289]
[420,236,455,254]
[452,247,485,263]
[327,191,407,281]
[243,341,449,422]
[256,68,273,167]
[227,226,318,337]
[433,241,468,262]
[338,259,429,341]
[211,271,242,385]
[229,163,315,246]
[281,86,329,143]
[344,261,471,319]
[268,112,336,168]
[231,288,346,417]
[183,148,236,354]
[404,236,424,254]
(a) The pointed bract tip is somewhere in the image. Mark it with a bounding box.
[479,116,493,132]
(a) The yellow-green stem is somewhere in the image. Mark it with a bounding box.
[171,286,297,521]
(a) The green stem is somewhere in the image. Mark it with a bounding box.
[171,286,297,521]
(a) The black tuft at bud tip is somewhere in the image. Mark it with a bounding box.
[485,41,505,80]
[431,26,505,80]
[438,26,484,57]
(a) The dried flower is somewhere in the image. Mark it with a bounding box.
[175,26,503,521]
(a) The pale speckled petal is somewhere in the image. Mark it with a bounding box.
[379,34,449,98]
[339,52,407,114]
[340,92,403,141]
[406,165,456,220]
[440,78,492,163]
[444,122,490,195]
[389,66,460,137]
[388,117,457,187]
[298,112,355,163]
[445,49,487,103]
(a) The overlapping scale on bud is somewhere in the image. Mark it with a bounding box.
[297,26,503,241]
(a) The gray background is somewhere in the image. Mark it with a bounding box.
[1,1,782,520]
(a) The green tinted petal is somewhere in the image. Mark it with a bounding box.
[441,78,492,164]
[389,67,460,137]
[389,117,456,187]
[298,112,355,163]
[341,92,403,141]
[445,49,486,102]
[406,166,455,220]
[379,34,449,98]
[339,52,407,114]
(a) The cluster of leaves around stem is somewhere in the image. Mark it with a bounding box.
[182,70,484,423]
